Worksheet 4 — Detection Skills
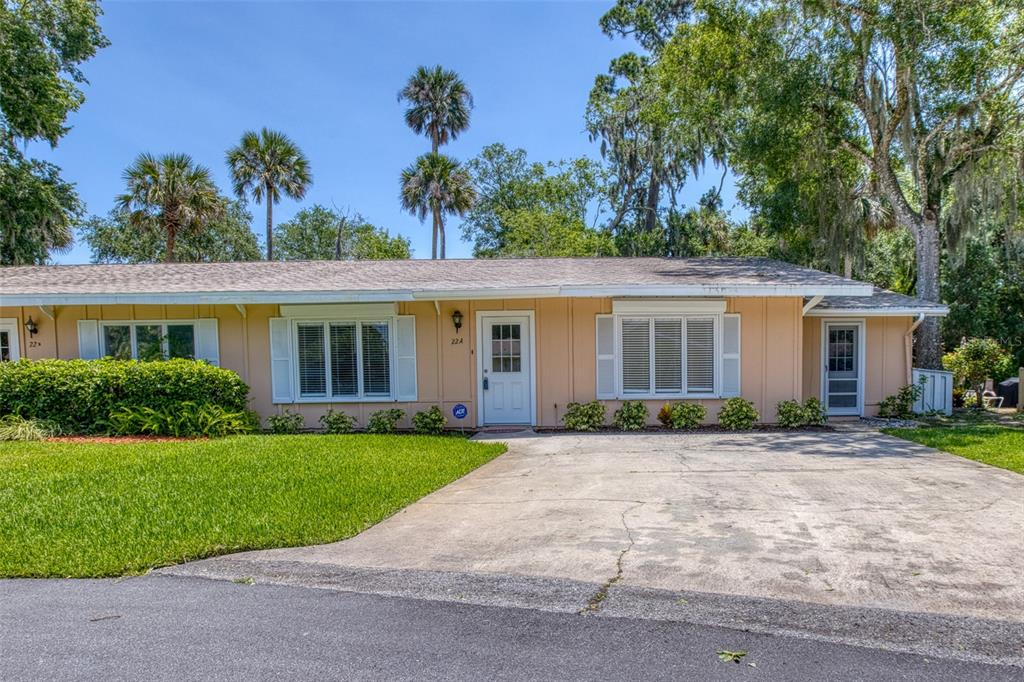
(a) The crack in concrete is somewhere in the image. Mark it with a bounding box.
[580,501,644,615]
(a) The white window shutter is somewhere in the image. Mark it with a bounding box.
[395,315,417,401]
[195,319,220,366]
[722,313,741,397]
[595,315,616,398]
[269,318,294,403]
[77,320,100,359]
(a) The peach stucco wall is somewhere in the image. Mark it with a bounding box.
[803,316,914,416]
[4,298,916,426]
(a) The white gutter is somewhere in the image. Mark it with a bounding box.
[805,307,948,317]
[0,283,875,307]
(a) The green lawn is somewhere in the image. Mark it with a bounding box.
[0,435,504,578]
[882,425,1024,474]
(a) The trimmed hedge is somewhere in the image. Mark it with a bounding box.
[0,359,249,434]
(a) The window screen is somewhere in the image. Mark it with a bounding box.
[329,324,358,396]
[654,319,682,393]
[297,324,327,396]
[686,318,715,393]
[361,322,391,395]
[621,319,651,393]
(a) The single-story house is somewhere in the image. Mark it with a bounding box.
[0,257,948,428]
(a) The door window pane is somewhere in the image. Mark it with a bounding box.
[828,328,856,373]
[490,323,521,373]
[330,324,358,396]
[297,324,327,396]
[167,324,195,359]
[103,325,132,359]
[361,322,391,395]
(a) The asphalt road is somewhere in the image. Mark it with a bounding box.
[1,575,1019,681]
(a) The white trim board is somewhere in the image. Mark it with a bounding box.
[1,283,875,307]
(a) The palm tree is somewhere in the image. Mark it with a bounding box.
[398,66,473,154]
[400,153,476,259]
[226,128,311,260]
[116,153,222,263]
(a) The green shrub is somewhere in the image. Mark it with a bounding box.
[268,410,305,434]
[667,402,706,430]
[563,401,606,431]
[412,406,447,435]
[367,408,405,434]
[802,398,827,426]
[718,398,759,430]
[877,383,923,419]
[613,400,648,431]
[319,409,356,434]
[0,415,60,441]
[105,402,253,438]
[0,358,249,434]
[776,400,806,428]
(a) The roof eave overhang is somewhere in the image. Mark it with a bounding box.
[805,307,949,317]
[0,283,873,307]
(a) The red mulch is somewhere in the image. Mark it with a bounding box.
[46,435,206,444]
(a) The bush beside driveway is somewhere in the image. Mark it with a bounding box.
[0,435,504,577]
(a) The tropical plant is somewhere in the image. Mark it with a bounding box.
[718,398,759,430]
[367,408,405,434]
[802,398,827,426]
[320,409,357,434]
[877,383,925,419]
[563,401,606,431]
[400,152,476,259]
[942,338,1013,409]
[105,402,253,438]
[0,415,60,441]
[267,410,305,434]
[613,400,649,431]
[776,400,807,428]
[81,200,261,263]
[412,406,447,435]
[226,128,312,260]
[115,153,223,263]
[658,402,706,430]
[398,65,473,155]
[272,205,410,260]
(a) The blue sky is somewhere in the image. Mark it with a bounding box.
[36,1,740,263]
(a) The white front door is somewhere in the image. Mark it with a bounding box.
[480,315,533,425]
[0,320,20,362]
[823,321,863,416]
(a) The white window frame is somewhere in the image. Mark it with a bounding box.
[291,318,396,403]
[613,313,723,399]
[98,320,199,360]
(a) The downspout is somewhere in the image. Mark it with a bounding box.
[905,314,926,383]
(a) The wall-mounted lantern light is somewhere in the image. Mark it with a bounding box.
[451,310,463,333]
[24,316,38,337]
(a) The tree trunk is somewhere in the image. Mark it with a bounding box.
[334,216,345,260]
[265,183,274,261]
[913,213,943,369]
[843,253,853,279]
[439,214,447,260]
[644,174,660,233]
[431,206,439,260]
[165,221,176,263]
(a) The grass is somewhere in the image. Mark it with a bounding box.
[882,425,1024,474]
[0,435,505,578]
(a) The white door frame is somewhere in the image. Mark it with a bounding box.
[475,310,537,426]
[0,318,21,362]
[820,318,865,416]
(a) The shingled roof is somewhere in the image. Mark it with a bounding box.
[3,257,879,305]
[809,287,949,316]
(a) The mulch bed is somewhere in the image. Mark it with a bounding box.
[46,435,206,444]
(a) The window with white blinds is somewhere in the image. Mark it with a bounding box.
[619,316,718,397]
[685,318,715,393]
[295,320,392,399]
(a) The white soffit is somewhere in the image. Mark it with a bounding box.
[612,299,727,315]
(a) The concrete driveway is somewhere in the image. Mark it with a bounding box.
[173,430,1023,624]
